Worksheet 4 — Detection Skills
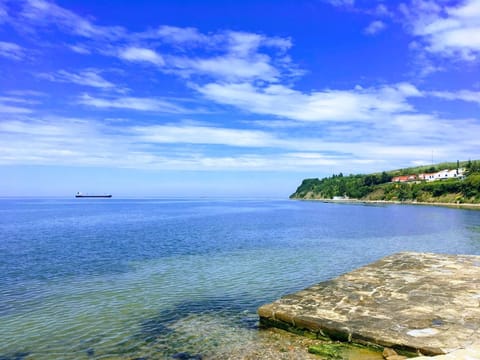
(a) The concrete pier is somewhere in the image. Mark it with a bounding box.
[258,252,480,356]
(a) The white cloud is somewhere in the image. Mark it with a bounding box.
[20,0,125,39]
[364,20,386,35]
[146,25,209,44]
[40,69,116,89]
[1,111,479,172]
[0,103,32,114]
[0,96,33,113]
[171,54,279,81]
[227,31,265,56]
[6,89,46,97]
[78,94,186,113]
[0,96,40,105]
[0,118,281,169]
[0,118,85,136]
[1,1,479,174]
[162,30,291,81]
[324,0,355,7]
[0,41,25,60]
[132,123,280,148]
[404,0,480,60]
[6,0,294,82]
[0,117,124,166]
[127,29,292,81]
[196,82,422,122]
[0,1,8,24]
[0,118,371,170]
[140,26,291,52]
[374,4,393,17]
[118,46,165,66]
[429,90,480,104]
[69,44,91,54]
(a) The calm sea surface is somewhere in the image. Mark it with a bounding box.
[1,198,480,359]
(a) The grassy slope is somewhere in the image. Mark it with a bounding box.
[291,161,480,204]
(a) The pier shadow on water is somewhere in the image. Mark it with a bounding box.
[0,352,30,360]
[0,297,259,360]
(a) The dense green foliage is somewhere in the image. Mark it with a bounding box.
[290,160,480,204]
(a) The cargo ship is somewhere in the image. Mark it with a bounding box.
[75,192,112,198]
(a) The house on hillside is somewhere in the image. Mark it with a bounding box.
[418,173,436,181]
[391,175,417,183]
[392,168,465,183]
[391,175,408,183]
[419,168,465,182]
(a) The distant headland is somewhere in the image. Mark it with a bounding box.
[290,159,480,205]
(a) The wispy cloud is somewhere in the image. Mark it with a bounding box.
[39,69,118,90]
[124,29,292,81]
[131,123,280,148]
[139,25,210,44]
[0,41,25,60]
[0,117,123,166]
[0,96,33,113]
[429,90,480,104]
[163,30,292,81]
[69,44,91,54]
[0,117,87,136]
[0,1,9,24]
[1,0,479,177]
[170,55,279,82]
[20,0,125,40]
[364,20,386,35]
[6,89,46,97]
[78,94,187,113]
[0,104,32,113]
[2,113,478,172]
[373,4,393,17]
[0,95,40,104]
[324,0,355,7]
[5,1,295,83]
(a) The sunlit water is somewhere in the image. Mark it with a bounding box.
[1,198,480,359]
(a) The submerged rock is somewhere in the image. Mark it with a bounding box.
[382,348,407,360]
[171,352,202,360]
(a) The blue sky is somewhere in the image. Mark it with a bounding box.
[1,0,479,197]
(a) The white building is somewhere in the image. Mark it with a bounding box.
[422,168,465,182]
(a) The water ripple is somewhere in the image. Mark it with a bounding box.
[1,199,480,359]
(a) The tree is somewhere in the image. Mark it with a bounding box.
[380,171,391,184]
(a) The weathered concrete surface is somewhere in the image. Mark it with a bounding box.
[416,344,480,359]
[258,252,480,356]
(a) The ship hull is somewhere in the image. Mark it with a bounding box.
[75,195,112,198]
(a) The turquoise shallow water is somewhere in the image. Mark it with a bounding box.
[1,198,480,359]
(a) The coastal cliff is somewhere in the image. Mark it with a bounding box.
[290,160,480,204]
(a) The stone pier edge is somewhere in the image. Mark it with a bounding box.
[257,252,480,358]
[258,309,423,357]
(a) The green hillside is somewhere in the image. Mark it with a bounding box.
[290,160,480,204]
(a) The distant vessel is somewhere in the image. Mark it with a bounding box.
[75,192,112,198]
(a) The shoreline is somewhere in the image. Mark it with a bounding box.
[292,198,480,210]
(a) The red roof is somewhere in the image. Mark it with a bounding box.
[392,176,410,182]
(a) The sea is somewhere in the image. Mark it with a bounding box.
[1,198,480,359]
